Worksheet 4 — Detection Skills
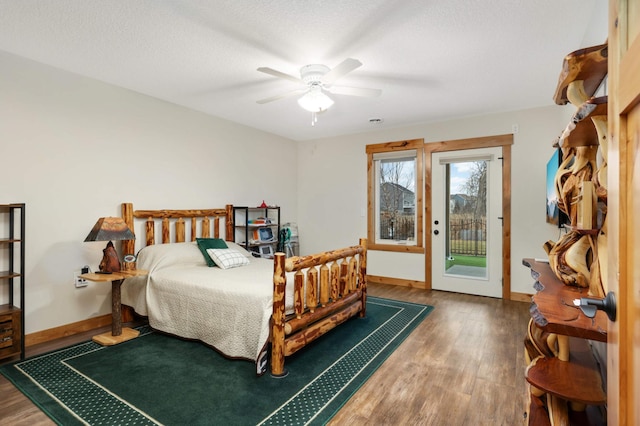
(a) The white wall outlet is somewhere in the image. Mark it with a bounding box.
[74,270,88,288]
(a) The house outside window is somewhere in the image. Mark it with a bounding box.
[366,139,424,253]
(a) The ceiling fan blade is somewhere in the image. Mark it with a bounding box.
[326,85,382,98]
[321,58,362,84]
[257,67,303,84]
[256,88,307,104]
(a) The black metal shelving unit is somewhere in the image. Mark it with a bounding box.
[233,206,280,257]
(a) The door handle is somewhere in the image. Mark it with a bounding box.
[575,291,616,321]
[433,230,439,235]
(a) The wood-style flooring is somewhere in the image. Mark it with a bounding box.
[0,282,530,425]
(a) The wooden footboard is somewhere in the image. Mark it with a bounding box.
[271,238,367,377]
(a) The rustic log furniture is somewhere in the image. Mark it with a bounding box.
[524,41,609,425]
[79,269,148,346]
[119,202,367,377]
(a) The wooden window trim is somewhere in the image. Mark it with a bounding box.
[367,139,424,253]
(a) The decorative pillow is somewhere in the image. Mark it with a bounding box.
[196,238,228,267]
[136,242,207,270]
[206,248,250,269]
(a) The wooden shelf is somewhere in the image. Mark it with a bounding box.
[0,203,25,361]
[0,238,21,244]
[79,269,148,282]
[553,43,608,105]
[561,225,601,236]
[555,96,608,150]
[523,258,607,342]
[0,270,20,280]
[526,337,606,406]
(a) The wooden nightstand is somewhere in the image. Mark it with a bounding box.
[80,269,148,346]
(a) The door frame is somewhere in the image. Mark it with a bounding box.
[424,134,513,299]
[607,0,640,423]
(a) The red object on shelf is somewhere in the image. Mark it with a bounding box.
[259,200,267,208]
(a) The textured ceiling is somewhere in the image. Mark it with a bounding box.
[0,1,607,141]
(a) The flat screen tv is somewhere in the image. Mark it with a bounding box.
[546,148,570,228]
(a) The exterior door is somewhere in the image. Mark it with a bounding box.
[431,147,503,297]
[608,1,640,424]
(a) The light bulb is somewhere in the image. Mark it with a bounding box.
[297,86,334,112]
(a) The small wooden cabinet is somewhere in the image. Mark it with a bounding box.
[233,206,280,257]
[0,203,25,361]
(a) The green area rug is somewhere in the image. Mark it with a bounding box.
[1,297,433,425]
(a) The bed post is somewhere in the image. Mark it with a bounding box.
[225,204,234,242]
[359,238,367,318]
[122,203,135,257]
[271,252,287,377]
[121,203,136,323]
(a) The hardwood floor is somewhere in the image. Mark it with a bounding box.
[0,282,530,425]
[330,283,530,426]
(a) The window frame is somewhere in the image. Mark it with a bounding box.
[366,139,424,253]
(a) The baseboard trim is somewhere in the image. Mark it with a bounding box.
[510,292,532,303]
[368,275,531,302]
[367,274,427,289]
[25,314,112,347]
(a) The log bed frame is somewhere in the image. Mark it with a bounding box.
[120,202,367,376]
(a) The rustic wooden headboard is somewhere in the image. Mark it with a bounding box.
[120,202,234,256]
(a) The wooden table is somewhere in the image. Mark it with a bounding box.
[79,269,148,346]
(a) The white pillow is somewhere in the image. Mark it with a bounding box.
[206,248,250,269]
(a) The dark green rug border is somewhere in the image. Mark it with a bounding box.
[1,296,434,425]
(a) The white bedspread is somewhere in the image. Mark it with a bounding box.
[121,242,281,370]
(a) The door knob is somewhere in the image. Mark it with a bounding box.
[433,230,439,235]
[575,291,616,321]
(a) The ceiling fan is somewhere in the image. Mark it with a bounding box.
[256,58,381,125]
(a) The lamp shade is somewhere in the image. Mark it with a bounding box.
[297,87,334,112]
[84,217,135,242]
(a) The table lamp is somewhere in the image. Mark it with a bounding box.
[84,217,135,273]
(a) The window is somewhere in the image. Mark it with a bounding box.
[366,139,424,252]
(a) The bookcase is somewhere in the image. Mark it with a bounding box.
[0,203,25,361]
[233,206,280,258]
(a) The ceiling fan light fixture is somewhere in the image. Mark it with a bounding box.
[297,87,334,112]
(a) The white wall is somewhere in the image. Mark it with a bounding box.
[297,105,575,295]
[0,52,298,334]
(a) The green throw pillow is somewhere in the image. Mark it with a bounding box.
[196,238,228,267]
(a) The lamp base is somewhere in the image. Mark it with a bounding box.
[92,327,140,346]
[99,241,122,273]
